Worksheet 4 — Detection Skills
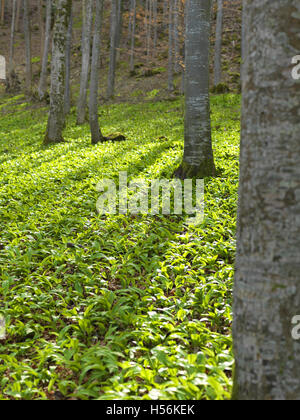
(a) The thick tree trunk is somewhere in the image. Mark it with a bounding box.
[38,0,52,101]
[44,0,72,145]
[23,0,32,94]
[76,0,93,124]
[233,0,300,400]
[213,0,223,86]
[89,0,105,144]
[176,0,216,178]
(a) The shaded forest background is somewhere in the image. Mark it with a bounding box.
[0,0,242,103]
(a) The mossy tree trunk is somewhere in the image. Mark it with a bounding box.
[44,0,72,145]
[175,0,216,179]
[233,0,300,400]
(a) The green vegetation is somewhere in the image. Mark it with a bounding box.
[0,94,240,400]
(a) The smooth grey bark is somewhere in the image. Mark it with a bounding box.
[107,0,118,98]
[176,0,216,178]
[38,0,52,101]
[233,0,300,400]
[23,0,32,93]
[76,0,93,124]
[64,3,72,115]
[168,0,174,92]
[89,0,105,144]
[213,0,223,86]
[44,0,72,144]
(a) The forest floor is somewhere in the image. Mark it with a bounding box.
[0,93,239,400]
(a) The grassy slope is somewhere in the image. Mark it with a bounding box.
[0,94,239,400]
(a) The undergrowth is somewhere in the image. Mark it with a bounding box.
[0,94,240,400]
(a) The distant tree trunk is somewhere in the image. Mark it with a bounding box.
[129,0,136,72]
[173,0,180,73]
[180,0,187,94]
[16,0,21,32]
[213,0,223,87]
[89,0,105,144]
[76,0,93,124]
[64,3,72,115]
[233,0,300,401]
[175,0,216,178]
[38,0,45,57]
[115,0,123,61]
[107,0,118,98]
[1,0,5,25]
[23,0,32,94]
[168,0,174,92]
[163,0,168,31]
[6,0,19,92]
[44,0,72,145]
[38,0,52,101]
[153,0,158,53]
[146,0,152,58]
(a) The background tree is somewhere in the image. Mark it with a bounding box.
[38,0,52,101]
[89,0,105,144]
[64,1,73,115]
[76,0,93,124]
[44,0,72,144]
[23,0,32,94]
[233,0,300,400]
[176,0,216,178]
[213,0,223,87]
[107,0,119,99]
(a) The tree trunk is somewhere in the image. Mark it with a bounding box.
[168,0,174,92]
[213,0,223,87]
[38,0,52,101]
[175,0,216,178]
[64,3,73,115]
[38,0,45,57]
[16,0,21,32]
[6,0,20,92]
[107,0,118,98]
[173,0,180,73]
[233,0,300,400]
[44,0,72,145]
[76,0,93,124]
[129,0,136,73]
[1,0,5,25]
[89,0,105,144]
[23,0,32,94]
